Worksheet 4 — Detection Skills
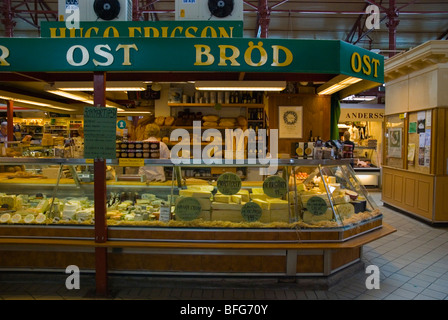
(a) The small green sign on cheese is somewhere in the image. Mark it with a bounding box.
[307,196,328,216]
[217,172,242,195]
[263,175,287,198]
[175,197,201,221]
[241,202,262,222]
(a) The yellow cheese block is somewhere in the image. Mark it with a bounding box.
[251,188,264,194]
[198,210,211,221]
[260,210,271,223]
[270,209,290,223]
[250,193,267,201]
[252,199,268,210]
[231,194,242,204]
[213,194,231,203]
[212,210,243,223]
[0,195,16,210]
[303,208,334,224]
[35,199,49,214]
[266,199,288,210]
[179,189,211,198]
[237,189,250,202]
[211,202,243,210]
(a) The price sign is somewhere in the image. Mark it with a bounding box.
[83,107,117,159]
[306,196,328,216]
[217,172,242,195]
[159,205,171,222]
[241,202,262,222]
[119,158,144,167]
[263,175,287,198]
[175,197,201,221]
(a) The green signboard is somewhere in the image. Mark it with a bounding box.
[0,37,384,83]
[175,197,201,221]
[241,202,262,222]
[83,107,117,159]
[217,172,242,195]
[306,196,328,216]
[40,21,244,38]
[263,175,287,198]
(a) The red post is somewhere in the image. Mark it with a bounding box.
[386,0,399,58]
[6,100,14,142]
[93,71,109,296]
[2,0,15,37]
[257,0,270,38]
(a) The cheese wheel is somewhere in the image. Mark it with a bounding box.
[35,214,46,224]
[24,214,35,223]
[11,213,22,223]
[0,213,11,223]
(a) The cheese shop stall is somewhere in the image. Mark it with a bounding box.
[0,27,395,293]
[0,157,392,281]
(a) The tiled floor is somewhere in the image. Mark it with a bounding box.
[1,192,448,300]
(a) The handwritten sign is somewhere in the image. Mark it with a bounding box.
[241,202,262,222]
[263,176,287,198]
[175,197,201,221]
[216,172,242,195]
[306,196,328,216]
[83,107,117,159]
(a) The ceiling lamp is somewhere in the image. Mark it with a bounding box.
[0,90,77,112]
[46,87,125,111]
[195,81,286,91]
[53,81,147,91]
[317,76,363,95]
[150,82,162,91]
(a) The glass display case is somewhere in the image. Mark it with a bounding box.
[0,157,382,242]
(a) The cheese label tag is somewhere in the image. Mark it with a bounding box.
[307,196,328,215]
[217,172,242,195]
[241,202,262,222]
[175,197,201,221]
[263,175,287,198]
[119,158,144,167]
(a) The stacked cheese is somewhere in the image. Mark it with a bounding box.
[212,192,241,222]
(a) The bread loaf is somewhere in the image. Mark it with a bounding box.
[164,116,175,126]
[202,115,219,122]
[155,116,165,126]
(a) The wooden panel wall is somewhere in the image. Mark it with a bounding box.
[266,93,331,155]
[382,166,434,221]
